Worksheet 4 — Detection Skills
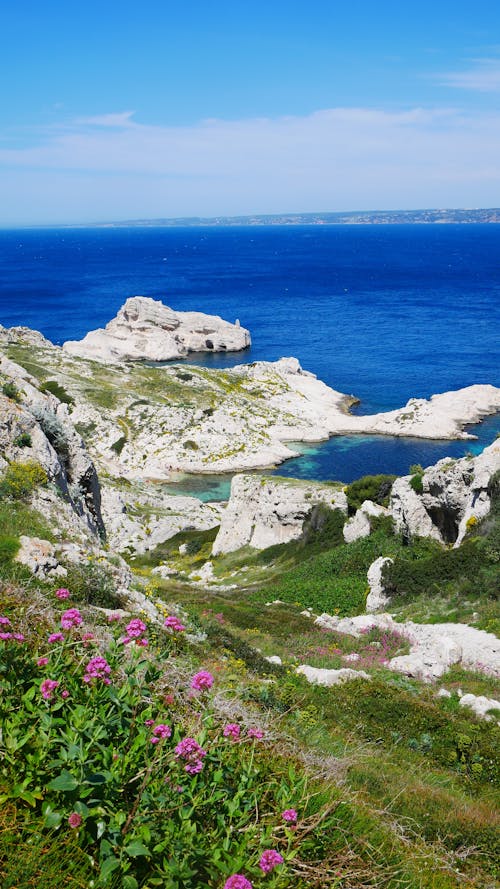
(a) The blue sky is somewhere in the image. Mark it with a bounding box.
[1,0,500,224]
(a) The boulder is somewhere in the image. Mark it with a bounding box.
[343,499,389,543]
[366,556,394,612]
[15,535,67,580]
[63,296,251,363]
[459,693,500,721]
[212,474,347,555]
[296,665,371,685]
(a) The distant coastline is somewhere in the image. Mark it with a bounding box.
[69,208,500,228]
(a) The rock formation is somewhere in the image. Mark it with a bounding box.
[390,437,500,546]
[63,296,251,363]
[211,474,347,555]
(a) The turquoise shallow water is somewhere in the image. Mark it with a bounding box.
[0,223,498,497]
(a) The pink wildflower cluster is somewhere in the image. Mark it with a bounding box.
[247,727,264,739]
[174,737,207,774]
[37,656,49,666]
[68,812,83,829]
[122,618,148,647]
[48,632,64,644]
[55,588,70,599]
[150,723,172,744]
[224,876,253,889]
[0,617,24,643]
[223,723,241,741]
[83,656,111,685]
[107,612,122,622]
[61,608,83,630]
[281,808,298,824]
[190,670,214,692]
[41,678,59,700]
[164,615,186,633]
[259,849,284,874]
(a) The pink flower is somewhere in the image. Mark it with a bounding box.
[151,723,172,744]
[12,633,25,642]
[124,618,147,638]
[37,656,49,666]
[82,632,94,646]
[0,616,11,626]
[174,737,207,774]
[107,613,122,622]
[223,723,241,741]
[55,588,70,599]
[281,808,297,824]
[190,670,214,692]
[144,719,155,727]
[224,876,253,889]
[41,678,59,700]
[259,850,284,874]
[83,655,111,685]
[61,689,70,699]
[164,615,186,633]
[48,632,64,644]
[0,632,12,641]
[68,812,83,829]
[61,608,83,630]
[247,728,264,739]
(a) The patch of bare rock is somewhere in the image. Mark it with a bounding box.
[62,296,251,363]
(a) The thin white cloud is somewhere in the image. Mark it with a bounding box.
[1,106,500,224]
[438,58,500,92]
[75,111,137,128]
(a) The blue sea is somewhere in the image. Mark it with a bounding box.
[1,224,499,498]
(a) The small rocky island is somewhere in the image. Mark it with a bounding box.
[63,296,251,362]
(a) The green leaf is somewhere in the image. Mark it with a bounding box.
[124,839,150,858]
[100,855,120,880]
[44,810,63,828]
[85,771,111,785]
[122,877,139,889]
[47,770,79,792]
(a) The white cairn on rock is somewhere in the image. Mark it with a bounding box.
[212,474,347,555]
[63,296,251,363]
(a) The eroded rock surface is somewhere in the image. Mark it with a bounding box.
[212,474,347,555]
[390,438,500,546]
[63,297,251,363]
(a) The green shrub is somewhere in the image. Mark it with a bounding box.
[0,535,20,565]
[29,404,70,465]
[13,432,32,448]
[182,439,199,450]
[40,380,74,405]
[409,473,424,495]
[346,474,396,514]
[0,460,48,500]
[2,381,21,402]
[110,435,127,455]
[63,560,123,609]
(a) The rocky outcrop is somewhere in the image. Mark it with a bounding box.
[366,556,394,612]
[0,355,105,537]
[296,665,371,685]
[63,297,251,363]
[100,485,222,555]
[314,612,500,681]
[211,474,347,555]
[343,499,389,543]
[390,438,500,546]
[15,536,67,580]
[459,693,500,721]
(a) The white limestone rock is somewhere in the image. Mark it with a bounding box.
[265,655,283,665]
[314,612,500,681]
[211,473,347,555]
[459,693,500,721]
[366,556,394,612]
[15,535,67,580]
[296,665,371,685]
[390,438,500,546]
[63,296,251,363]
[343,499,389,543]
